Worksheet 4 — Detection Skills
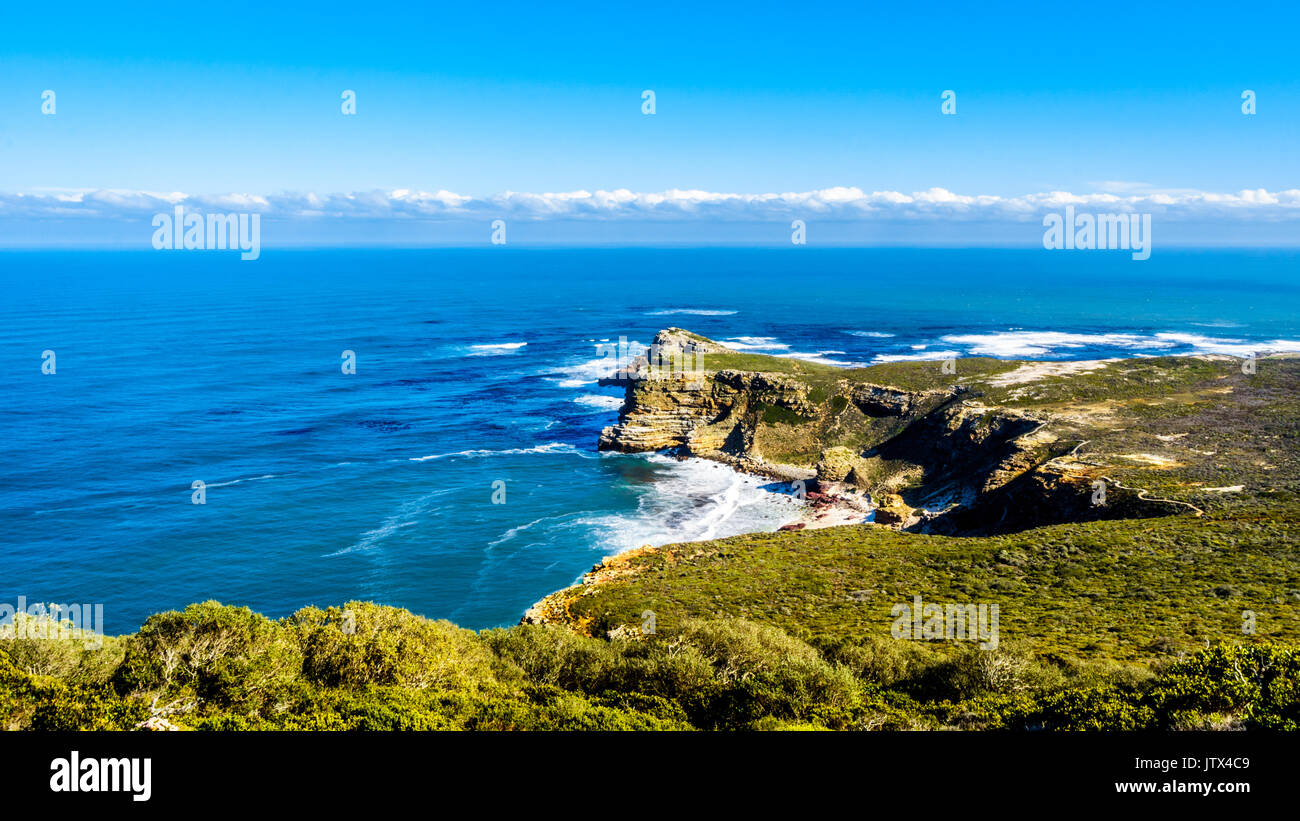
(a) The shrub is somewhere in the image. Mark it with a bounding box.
[656,619,864,729]
[290,602,502,693]
[1019,687,1155,731]
[480,623,618,692]
[0,617,125,685]
[1147,642,1300,730]
[29,682,149,731]
[908,645,1055,702]
[112,601,301,714]
[814,635,943,687]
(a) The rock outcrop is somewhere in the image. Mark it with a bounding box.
[849,383,948,417]
[598,369,816,455]
[596,328,1180,536]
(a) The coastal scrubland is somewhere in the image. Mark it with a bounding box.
[2,598,1297,730]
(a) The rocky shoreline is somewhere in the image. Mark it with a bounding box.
[521,329,892,625]
[519,462,875,626]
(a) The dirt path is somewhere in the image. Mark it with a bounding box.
[1056,438,1205,517]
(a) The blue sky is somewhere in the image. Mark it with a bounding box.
[2,1,1298,244]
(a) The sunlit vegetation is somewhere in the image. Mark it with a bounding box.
[2,600,1296,731]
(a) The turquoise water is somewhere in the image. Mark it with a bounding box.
[2,247,1298,632]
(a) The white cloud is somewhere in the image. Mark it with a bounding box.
[2,186,1299,222]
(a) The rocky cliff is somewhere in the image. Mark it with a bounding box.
[595,329,1262,536]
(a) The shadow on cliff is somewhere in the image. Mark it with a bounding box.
[866,398,1180,537]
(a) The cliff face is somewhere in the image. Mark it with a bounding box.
[597,369,815,457]
[596,328,1212,535]
[597,328,804,454]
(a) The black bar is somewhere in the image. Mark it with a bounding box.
[2,731,1282,810]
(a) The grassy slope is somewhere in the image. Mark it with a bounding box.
[553,348,1300,667]
[557,507,1300,661]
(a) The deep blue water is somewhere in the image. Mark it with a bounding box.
[2,247,1298,633]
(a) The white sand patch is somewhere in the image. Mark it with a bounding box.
[985,359,1116,387]
[1118,453,1182,467]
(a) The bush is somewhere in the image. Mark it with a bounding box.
[0,617,125,685]
[649,619,864,729]
[29,682,149,731]
[1,651,145,730]
[908,645,1057,702]
[290,602,502,693]
[814,635,943,687]
[480,624,618,692]
[1013,687,1155,731]
[112,601,301,714]
[1147,642,1300,730]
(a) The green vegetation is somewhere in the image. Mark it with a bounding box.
[3,595,1297,731]
[700,352,842,380]
[844,357,1023,393]
[554,505,1300,656]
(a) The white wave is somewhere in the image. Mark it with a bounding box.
[1152,333,1300,356]
[487,514,579,548]
[939,331,1174,358]
[775,351,868,367]
[33,505,92,516]
[724,336,789,351]
[205,474,278,488]
[325,488,457,556]
[577,455,803,556]
[466,342,527,355]
[873,350,963,363]
[547,339,648,387]
[406,442,576,462]
[336,519,419,555]
[847,330,895,338]
[935,330,1300,359]
[574,394,624,411]
[724,335,872,366]
[646,309,738,316]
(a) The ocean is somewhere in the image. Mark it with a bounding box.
[3,247,1299,633]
